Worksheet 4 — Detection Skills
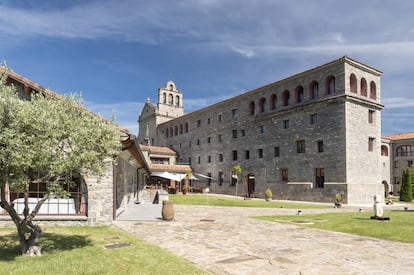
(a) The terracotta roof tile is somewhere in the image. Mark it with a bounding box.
[149,163,191,173]
[383,132,414,141]
[139,145,176,154]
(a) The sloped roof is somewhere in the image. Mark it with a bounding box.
[139,144,176,155]
[149,163,191,173]
[383,132,414,141]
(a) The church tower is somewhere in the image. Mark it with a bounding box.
[137,81,184,145]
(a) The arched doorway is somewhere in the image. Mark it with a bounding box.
[247,174,255,198]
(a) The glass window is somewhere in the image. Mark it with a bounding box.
[297,140,305,153]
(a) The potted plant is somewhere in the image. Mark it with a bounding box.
[265,188,272,202]
[334,193,343,208]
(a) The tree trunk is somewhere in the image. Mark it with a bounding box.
[18,222,42,256]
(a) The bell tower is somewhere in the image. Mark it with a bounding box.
[157,80,184,123]
[137,81,184,145]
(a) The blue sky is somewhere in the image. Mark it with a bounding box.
[1,0,413,136]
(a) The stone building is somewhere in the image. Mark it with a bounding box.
[382,132,414,195]
[0,69,144,225]
[138,56,385,204]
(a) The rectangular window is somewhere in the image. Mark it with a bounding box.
[317,140,324,153]
[241,129,246,137]
[218,134,222,142]
[219,154,223,162]
[368,110,375,124]
[207,118,211,124]
[197,139,200,145]
[259,125,265,133]
[232,150,238,161]
[208,155,211,163]
[394,161,398,168]
[232,129,237,138]
[297,140,305,153]
[274,146,280,157]
[189,141,192,147]
[283,120,289,129]
[368,137,375,152]
[197,120,201,127]
[207,172,212,186]
[245,150,250,159]
[232,108,238,119]
[207,137,211,143]
[310,113,318,124]
[315,168,325,188]
[218,114,222,122]
[188,157,191,164]
[281,168,288,181]
[257,148,263,158]
[198,156,201,164]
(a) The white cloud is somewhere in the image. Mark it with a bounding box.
[84,100,143,135]
[382,97,414,109]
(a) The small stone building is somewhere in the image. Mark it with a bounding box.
[0,69,145,225]
[138,56,385,204]
[382,132,414,195]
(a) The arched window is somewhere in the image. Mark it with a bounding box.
[170,127,173,136]
[360,78,367,97]
[350,74,357,93]
[174,126,178,136]
[184,122,189,133]
[326,76,335,95]
[249,101,255,115]
[270,94,277,110]
[282,90,290,106]
[168,94,173,105]
[381,145,388,156]
[166,128,169,138]
[309,81,319,99]
[259,97,266,113]
[370,81,377,99]
[295,86,304,103]
[163,92,167,103]
[396,145,413,157]
[179,124,183,134]
[175,95,180,106]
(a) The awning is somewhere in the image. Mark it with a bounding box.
[151,171,186,182]
[194,173,215,180]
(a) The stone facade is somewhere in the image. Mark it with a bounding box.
[382,132,414,195]
[138,56,385,204]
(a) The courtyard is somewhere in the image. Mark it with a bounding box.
[115,201,414,274]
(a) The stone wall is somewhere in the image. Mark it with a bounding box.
[144,57,383,204]
[84,159,114,225]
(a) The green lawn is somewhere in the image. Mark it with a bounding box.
[0,226,208,275]
[255,210,414,244]
[169,194,330,209]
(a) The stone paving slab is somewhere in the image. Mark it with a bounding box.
[114,204,414,275]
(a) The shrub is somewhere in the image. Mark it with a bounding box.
[265,188,272,198]
[400,168,413,202]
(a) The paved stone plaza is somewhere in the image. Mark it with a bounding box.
[115,203,414,274]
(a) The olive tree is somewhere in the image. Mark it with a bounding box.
[0,68,120,256]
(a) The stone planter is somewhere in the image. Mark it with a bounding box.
[162,200,174,221]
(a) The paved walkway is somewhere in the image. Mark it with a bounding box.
[114,202,414,275]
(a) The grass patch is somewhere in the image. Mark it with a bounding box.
[256,210,414,244]
[0,226,207,275]
[169,194,329,209]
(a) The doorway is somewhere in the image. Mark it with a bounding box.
[247,174,255,197]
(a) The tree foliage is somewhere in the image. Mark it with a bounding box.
[0,67,120,255]
[400,168,413,202]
